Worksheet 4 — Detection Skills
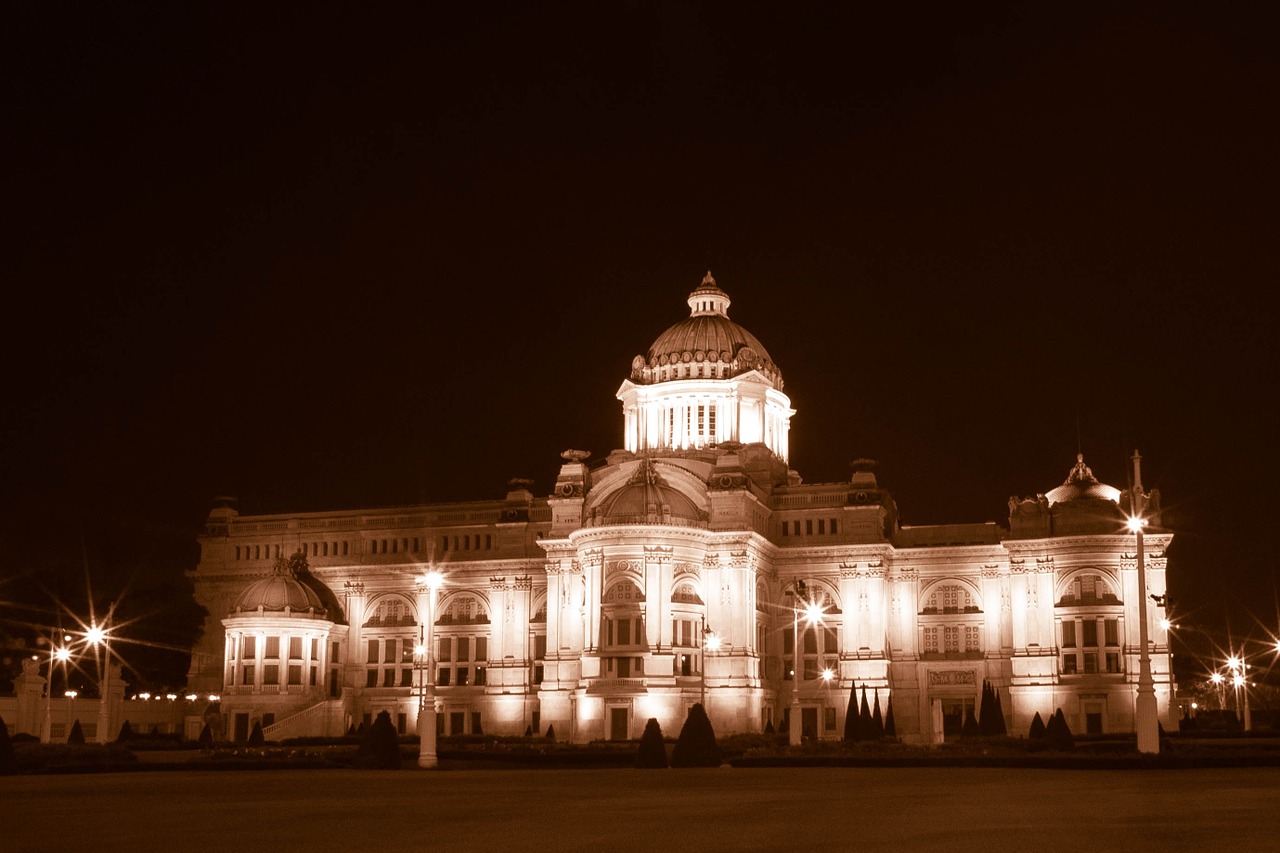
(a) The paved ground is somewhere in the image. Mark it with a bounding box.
[3,766,1276,851]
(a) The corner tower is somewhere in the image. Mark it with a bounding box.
[616,272,794,461]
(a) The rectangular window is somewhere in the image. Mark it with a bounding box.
[830,518,837,534]
[1082,620,1098,647]
[288,664,302,685]
[965,625,980,652]
[1106,652,1121,673]
[366,669,378,688]
[783,631,794,656]
[534,634,546,660]
[471,711,482,735]
[923,627,938,653]
[311,638,319,659]
[1083,653,1098,674]
[708,406,716,438]
[263,664,279,686]
[817,519,825,535]
[383,669,395,687]
[475,637,487,661]
[401,667,413,687]
[264,636,279,659]
[438,638,451,662]
[242,665,255,685]
[533,663,544,684]
[1062,654,1077,674]
[309,666,318,686]
[367,641,379,664]
[1061,621,1076,648]
[242,636,256,659]
[397,713,407,735]
[823,626,837,655]
[289,636,303,660]
[475,665,486,685]
[457,637,470,662]
[1105,619,1119,646]
[803,628,818,655]
[384,639,398,663]
[806,519,813,535]
[437,668,451,686]
[331,641,340,664]
[617,619,631,646]
[456,666,469,686]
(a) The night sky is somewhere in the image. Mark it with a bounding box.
[5,3,1277,683]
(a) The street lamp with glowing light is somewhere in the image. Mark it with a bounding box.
[416,570,445,768]
[788,580,827,747]
[42,640,73,743]
[85,622,115,743]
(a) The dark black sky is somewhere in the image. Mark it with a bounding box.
[4,3,1278,671]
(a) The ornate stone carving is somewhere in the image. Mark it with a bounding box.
[1009,558,1026,574]
[703,552,721,569]
[721,581,733,605]
[674,561,701,578]
[344,580,365,595]
[839,561,859,578]
[928,670,976,686]
[729,549,749,568]
[1035,556,1054,572]
[608,559,644,576]
[544,561,561,576]
[489,576,508,590]
[981,564,1000,579]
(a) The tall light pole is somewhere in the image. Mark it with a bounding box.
[700,619,720,708]
[1128,450,1159,754]
[788,580,826,747]
[1226,655,1252,731]
[42,637,72,743]
[416,570,444,769]
[86,623,112,744]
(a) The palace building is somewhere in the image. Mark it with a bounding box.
[186,273,1174,744]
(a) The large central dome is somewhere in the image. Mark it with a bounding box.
[630,272,782,387]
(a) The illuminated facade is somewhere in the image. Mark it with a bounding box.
[187,273,1174,743]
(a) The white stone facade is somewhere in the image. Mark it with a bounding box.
[187,274,1174,743]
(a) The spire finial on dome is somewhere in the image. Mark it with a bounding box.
[688,271,730,317]
[1064,453,1097,486]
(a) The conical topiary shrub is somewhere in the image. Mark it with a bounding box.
[0,716,16,775]
[843,681,861,742]
[870,692,885,739]
[858,687,872,738]
[635,718,668,769]
[763,718,775,735]
[962,707,981,738]
[978,681,998,736]
[671,703,720,767]
[68,719,85,744]
[198,721,213,747]
[1028,711,1047,741]
[247,721,265,746]
[356,710,402,769]
[545,723,556,740]
[883,696,897,738]
[1046,708,1074,751]
[116,720,134,742]
[992,688,1008,736]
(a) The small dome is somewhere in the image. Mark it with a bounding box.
[593,461,705,527]
[634,272,781,386]
[232,559,328,617]
[1045,454,1121,506]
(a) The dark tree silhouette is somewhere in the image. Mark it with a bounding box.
[356,710,402,769]
[883,696,897,738]
[0,716,15,775]
[870,692,885,739]
[1028,711,1047,741]
[198,721,213,747]
[116,720,134,742]
[962,707,981,738]
[843,680,861,742]
[247,720,265,746]
[68,719,85,744]
[635,718,668,768]
[671,703,720,767]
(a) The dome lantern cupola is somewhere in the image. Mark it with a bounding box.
[687,271,732,317]
[616,271,794,461]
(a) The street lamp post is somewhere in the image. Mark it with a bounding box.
[416,570,444,768]
[1226,655,1252,732]
[86,623,112,745]
[42,636,72,743]
[1127,450,1159,754]
[788,580,826,747]
[700,619,720,708]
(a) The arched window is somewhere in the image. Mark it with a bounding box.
[602,580,645,678]
[435,594,490,688]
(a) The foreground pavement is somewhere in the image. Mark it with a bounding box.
[2,766,1275,851]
